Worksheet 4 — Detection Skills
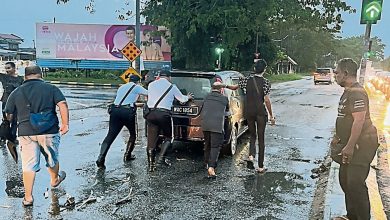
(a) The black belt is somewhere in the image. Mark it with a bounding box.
[154,108,171,113]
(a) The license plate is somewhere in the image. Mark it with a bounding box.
[173,106,199,115]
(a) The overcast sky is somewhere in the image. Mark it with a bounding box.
[0,0,388,57]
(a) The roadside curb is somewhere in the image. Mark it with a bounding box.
[46,81,120,88]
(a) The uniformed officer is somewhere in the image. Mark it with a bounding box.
[201,81,237,178]
[96,75,147,169]
[146,70,192,172]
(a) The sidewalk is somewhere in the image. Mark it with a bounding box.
[322,83,389,220]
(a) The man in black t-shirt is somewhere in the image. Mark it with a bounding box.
[233,59,275,173]
[331,58,379,220]
[0,62,23,146]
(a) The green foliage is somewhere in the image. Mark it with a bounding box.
[46,70,122,79]
[141,0,354,70]
[379,57,390,71]
[334,36,385,63]
[265,73,303,83]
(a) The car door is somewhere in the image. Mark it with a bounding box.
[230,76,246,135]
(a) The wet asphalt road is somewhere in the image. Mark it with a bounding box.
[0,78,343,219]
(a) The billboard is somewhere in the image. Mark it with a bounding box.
[36,23,171,61]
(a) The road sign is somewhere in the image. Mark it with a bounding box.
[360,0,383,24]
[121,42,142,62]
[120,67,141,83]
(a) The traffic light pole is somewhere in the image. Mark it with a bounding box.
[359,23,372,84]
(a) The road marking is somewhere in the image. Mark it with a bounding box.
[67,100,90,108]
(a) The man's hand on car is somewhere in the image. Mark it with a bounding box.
[187,92,194,100]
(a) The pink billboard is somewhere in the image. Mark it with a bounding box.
[36,23,171,61]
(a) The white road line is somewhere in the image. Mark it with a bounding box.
[67,100,90,108]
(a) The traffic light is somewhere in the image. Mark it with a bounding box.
[215,47,224,55]
[360,0,383,24]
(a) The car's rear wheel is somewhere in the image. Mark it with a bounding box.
[226,126,238,155]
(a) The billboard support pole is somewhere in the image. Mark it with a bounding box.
[135,0,141,73]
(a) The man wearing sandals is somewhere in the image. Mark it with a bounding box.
[234,59,275,173]
[4,66,69,206]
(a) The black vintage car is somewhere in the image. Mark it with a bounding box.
[169,70,247,155]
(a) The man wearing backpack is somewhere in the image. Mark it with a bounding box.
[4,66,69,207]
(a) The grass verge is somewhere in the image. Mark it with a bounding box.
[44,76,122,85]
[265,73,304,83]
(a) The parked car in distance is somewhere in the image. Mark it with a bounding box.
[170,70,247,155]
[313,68,335,85]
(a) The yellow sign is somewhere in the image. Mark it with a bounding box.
[121,42,142,62]
[120,67,141,83]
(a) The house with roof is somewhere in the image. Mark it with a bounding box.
[0,34,35,61]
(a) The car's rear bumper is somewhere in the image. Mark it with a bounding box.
[314,76,332,81]
[173,125,204,141]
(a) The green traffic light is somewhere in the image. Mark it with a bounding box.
[215,47,224,55]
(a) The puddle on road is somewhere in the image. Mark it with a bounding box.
[242,172,307,207]
[5,178,24,198]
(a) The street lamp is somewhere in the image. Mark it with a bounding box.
[215,47,224,70]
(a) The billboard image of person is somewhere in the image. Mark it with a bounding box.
[140,28,164,61]
[35,23,171,61]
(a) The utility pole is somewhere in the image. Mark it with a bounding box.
[359,24,371,84]
[135,0,141,73]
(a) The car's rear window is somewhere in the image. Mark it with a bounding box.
[171,76,212,99]
[316,69,331,74]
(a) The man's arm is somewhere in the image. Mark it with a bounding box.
[173,85,192,102]
[57,101,69,135]
[226,84,239,90]
[264,95,275,125]
[341,111,365,163]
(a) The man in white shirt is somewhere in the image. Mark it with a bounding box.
[146,70,192,172]
[96,75,148,169]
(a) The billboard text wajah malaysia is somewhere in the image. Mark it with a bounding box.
[36,23,171,61]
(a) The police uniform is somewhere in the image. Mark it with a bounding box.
[146,70,189,172]
[96,76,147,169]
[200,89,230,173]
[336,82,379,220]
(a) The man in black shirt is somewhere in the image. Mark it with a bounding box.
[331,58,379,220]
[0,62,23,146]
[201,82,236,178]
[236,59,275,173]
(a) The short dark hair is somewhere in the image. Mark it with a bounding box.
[5,62,15,68]
[337,58,358,77]
[129,74,140,82]
[25,66,42,76]
[126,26,135,32]
[254,59,267,73]
[159,69,171,77]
